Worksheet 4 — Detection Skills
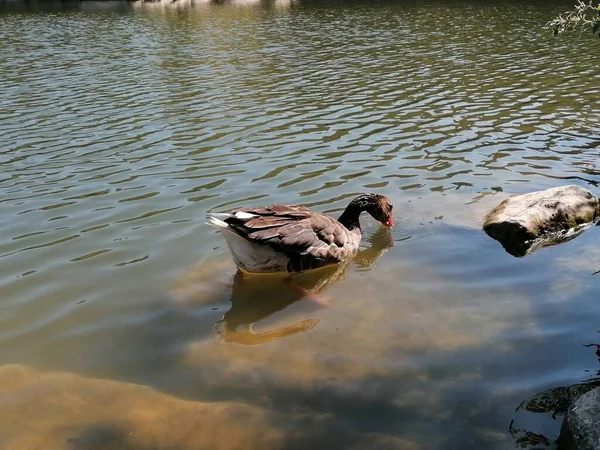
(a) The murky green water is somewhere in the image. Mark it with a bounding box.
[1,0,600,448]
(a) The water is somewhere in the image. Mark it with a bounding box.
[1,0,600,448]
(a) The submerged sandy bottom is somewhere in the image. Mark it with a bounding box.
[0,364,419,450]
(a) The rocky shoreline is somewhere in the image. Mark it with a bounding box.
[560,388,600,450]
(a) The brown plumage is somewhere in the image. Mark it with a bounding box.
[207,194,394,273]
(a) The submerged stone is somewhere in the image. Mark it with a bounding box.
[0,364,419,450]
[0,364,282,450]
[483,185,600,257]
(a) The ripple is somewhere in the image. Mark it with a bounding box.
[1,235,80,259]
[114,255,150,267]
[70,249,112,262]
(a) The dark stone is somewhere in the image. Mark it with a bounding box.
[560,387,600,450]
[483,185,600,257]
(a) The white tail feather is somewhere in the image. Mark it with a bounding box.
[206,211,256,229]
[210,212,234,221]
[234,211,256,220]
[206,213,289,272]
[206,215,230,229]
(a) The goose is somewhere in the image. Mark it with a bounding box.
[206,193,394,274]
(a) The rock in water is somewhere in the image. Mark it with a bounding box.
[483,185,600,257]
[559,387,600,450]
[0,364,420,450]
[0,364,283,450]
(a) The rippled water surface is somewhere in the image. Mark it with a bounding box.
[1,0,600,448]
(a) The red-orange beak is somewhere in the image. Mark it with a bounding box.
[385,217,394,227]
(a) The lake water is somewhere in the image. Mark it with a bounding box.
[1,0,600,448]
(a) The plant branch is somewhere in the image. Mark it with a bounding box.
[545,0,600,36]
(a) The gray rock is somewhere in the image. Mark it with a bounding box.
[560,387,600,450]
[483,185,600,257]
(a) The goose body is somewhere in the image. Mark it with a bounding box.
[207,194,394,273]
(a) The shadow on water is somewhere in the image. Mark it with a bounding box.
[50,223,398,389]
[210,225,394,345]
[484,223,598,258]
[510,341,600,449]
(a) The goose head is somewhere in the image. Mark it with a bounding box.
[339,194,394,230]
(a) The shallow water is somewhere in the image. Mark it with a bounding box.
[1,0,600,448]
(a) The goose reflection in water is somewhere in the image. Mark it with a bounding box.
[212,225,394,346]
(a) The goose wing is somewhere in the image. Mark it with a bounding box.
[222,205,358,271]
